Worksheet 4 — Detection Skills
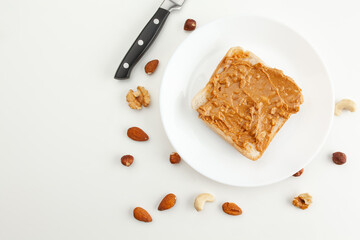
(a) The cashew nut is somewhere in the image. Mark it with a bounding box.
[194,193,215,211]
[335,99,357,116]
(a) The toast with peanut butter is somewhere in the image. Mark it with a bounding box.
[192,47,304,160]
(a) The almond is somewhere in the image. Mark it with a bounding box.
[158,193,176,211]
[222,202,242,216]
[145,59,159,75]
[127,127,149,141]
[169,152,181,164]
[121,155,134,167]
[133,207,152,222]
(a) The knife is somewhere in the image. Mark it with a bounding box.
[114,0,185,80]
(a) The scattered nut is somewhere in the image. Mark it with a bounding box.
[332,152,346,165]
[126,86,150,110]
[121,155,134,167]
[292,193,312,210]
[127,127,149,141]
[222,202,242,216]
[169,152,181,164]
[158,193,176,211]
[194,193,215,211]
[133,207,152,222]
[335,99,356,116]
[126,89,141,109]
[184,19,196,31]
[145,59,159,75]
[293,168,304,177]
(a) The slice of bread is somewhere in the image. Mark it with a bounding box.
[192,47,303,161]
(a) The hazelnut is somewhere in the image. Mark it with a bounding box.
[332,152,346,165]
[293,168,304,177]
[121,155,134,167]
[169,152,181,164]
[184,19,196,31]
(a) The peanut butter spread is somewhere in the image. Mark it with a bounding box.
[197,52,304,153]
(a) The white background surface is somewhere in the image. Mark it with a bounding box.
[0,0,359,239]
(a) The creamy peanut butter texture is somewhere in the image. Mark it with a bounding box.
[197,51,304,153]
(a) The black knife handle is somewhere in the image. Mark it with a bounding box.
[114,8,170,80]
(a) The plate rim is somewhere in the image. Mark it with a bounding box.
[160,15,334,187]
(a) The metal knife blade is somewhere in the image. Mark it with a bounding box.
[160,0,185,11]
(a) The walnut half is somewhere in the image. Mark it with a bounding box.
[292,193,312,210]
[126,86,150,110]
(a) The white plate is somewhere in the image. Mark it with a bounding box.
[160,16,334,187]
